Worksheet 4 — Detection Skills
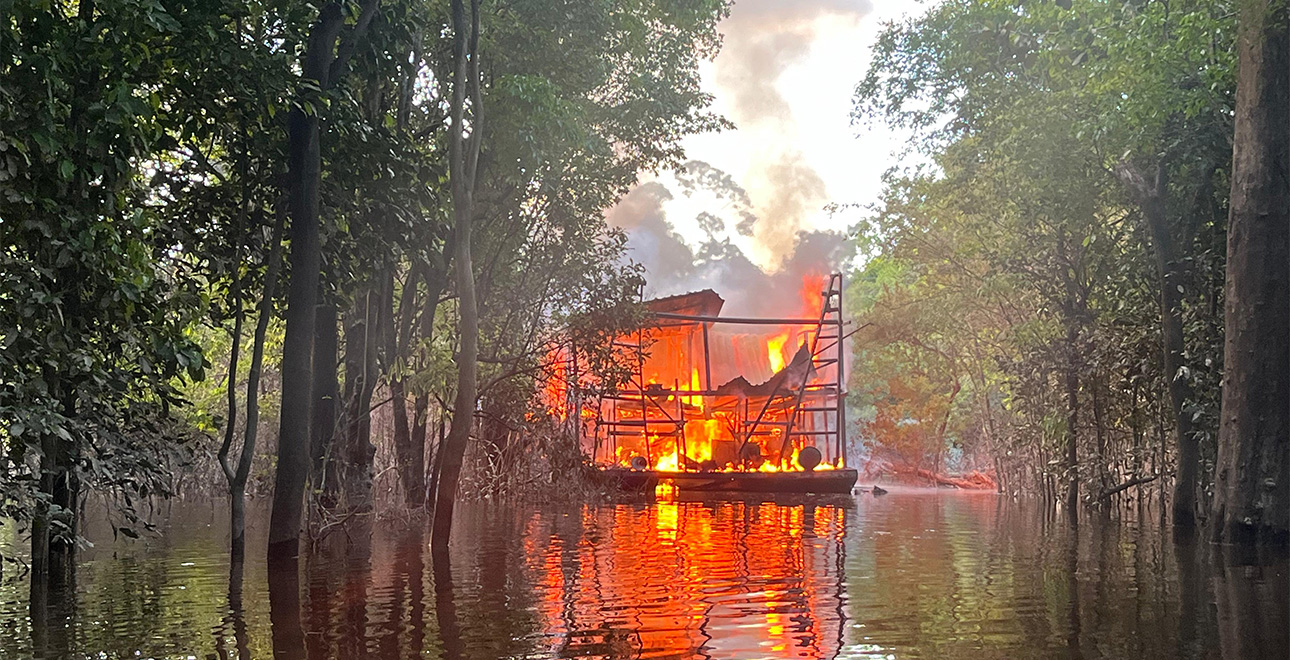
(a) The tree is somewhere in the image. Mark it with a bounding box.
[427,0,729,553]
[268,0,381,558]
[1210,0,1289,545]
[432,0,483,560]
[0,0,246,580]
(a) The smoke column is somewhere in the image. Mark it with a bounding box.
[714,0,871,260]
[606,167,852,317]
[607,1,870,314]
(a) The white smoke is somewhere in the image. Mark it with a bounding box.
[713,0,871,259]
[607,0,871,314]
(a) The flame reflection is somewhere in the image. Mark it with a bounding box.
[521,501,849,659]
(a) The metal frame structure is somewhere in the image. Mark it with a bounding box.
[587,273,848,472]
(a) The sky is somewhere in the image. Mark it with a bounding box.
[612,0,922,285]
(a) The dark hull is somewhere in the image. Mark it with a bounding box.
[598,468,858,494]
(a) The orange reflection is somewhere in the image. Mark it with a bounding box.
[521,501,848,658]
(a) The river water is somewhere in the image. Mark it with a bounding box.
[1,490,1285,659]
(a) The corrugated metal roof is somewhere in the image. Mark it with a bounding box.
[645,289,725,319]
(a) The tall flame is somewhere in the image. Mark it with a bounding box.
[767,333,789,373]
[800,273,825,319]
[683,367,704,411]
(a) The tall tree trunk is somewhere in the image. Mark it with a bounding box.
[339,285,380,513]
[427,414,447,511]
[412,268,446,506]
[432,0,483,562]
[31,0,97,588]
[388,268,428,509]
[1212,0,1289,545]
[1115,161,1202,532]
[268,5,345,557]
[218,237,247,548]
[220,212,285,557]
[411,393,433,503]
[1091,378,1109,500]
[268,0,380,556]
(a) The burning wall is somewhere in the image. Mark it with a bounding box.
[548,273,846,474]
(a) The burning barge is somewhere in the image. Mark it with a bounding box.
[553,274,856,495]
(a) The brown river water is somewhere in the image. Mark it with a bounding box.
[1,489,1286,659]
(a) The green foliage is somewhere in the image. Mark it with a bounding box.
[852,0,1232,496]
[0,0,253,536]
[0,0,733,537]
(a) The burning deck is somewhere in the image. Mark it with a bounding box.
[549,273,854,495]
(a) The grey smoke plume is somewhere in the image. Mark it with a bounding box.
[604,182,696,286]
[714,0,871,258]
[606,173,852,318]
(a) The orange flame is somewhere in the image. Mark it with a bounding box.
[592,271,842,475]
[682,367,704,411]
[799,273,825,319]
[767,333,789,373]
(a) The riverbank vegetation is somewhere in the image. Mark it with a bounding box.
[849,0,1286,541]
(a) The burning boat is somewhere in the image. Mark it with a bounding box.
[550,273,856,494]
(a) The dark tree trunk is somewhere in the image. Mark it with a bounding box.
[32,387,79,585]
[411,394,433,503]
[1064,324,1081,525]
[219,248,247,547]
[312,300,340,504]
[1091,378,1109,499]
[387,269,425,509]
[1212,0,1289,545]
[432,0,483,561]
[389,372,418,505]
[427,417,446,511]
[268,0,380,555]
[338,285,380,513]
[268,4,346,555]
[411,268,446,506]
[1115,160,1202,532]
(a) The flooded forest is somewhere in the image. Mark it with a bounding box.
[0,0,1286,658]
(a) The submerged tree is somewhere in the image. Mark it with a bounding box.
[432,0,484,560]
[0,0,272,578]
[1210,0,1288,545]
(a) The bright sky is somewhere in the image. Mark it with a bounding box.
[642,0,921,272]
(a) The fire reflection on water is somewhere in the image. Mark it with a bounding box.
[520,501,848,659]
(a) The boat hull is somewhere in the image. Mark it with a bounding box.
[598,468,858,494]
